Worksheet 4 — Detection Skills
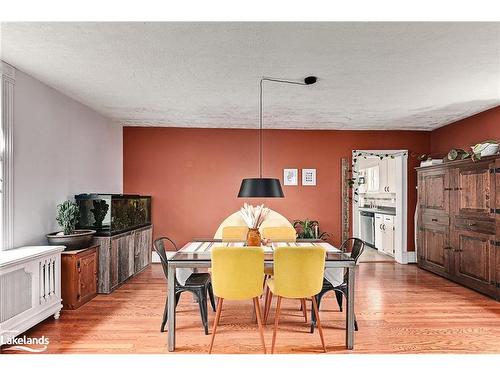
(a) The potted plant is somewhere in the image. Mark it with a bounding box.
[293,219,330,240]
[46,200,96,250]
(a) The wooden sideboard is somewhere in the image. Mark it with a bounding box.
[61,245,99,309]
[93,225,152,294]
[416,156,500,300]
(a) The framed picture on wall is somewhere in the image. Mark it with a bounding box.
[283,168,298,186]
[302,168,316,186]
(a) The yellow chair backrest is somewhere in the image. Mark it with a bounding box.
[262,227,297,242]
[273,246,326,298]
[221,226,249,242]
[211,247,264,300]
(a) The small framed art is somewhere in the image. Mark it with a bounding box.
[302,168,316,186]
[283,168,298,186]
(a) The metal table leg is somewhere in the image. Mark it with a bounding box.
[167,263,176,351]
[346,266,355,349]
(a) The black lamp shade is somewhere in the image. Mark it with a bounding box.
[238,178,284,198]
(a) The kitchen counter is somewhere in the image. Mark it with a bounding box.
[359,207,396,216]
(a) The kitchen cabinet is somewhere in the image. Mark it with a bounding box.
[382,216,395,256]
[374,213,395,256]
[378,158,397,193]
[416,156,499,300]
[375,214,384,250]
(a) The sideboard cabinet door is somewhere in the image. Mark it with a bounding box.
[418,224,451,276]
[450,160,496,220]
[418,168,450,216]
[79,250,98,304]
[451,227,496,296]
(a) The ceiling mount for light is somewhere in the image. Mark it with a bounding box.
[237,75,317,198]
[304,76,317,85]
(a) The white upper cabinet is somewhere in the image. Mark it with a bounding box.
[385,157,397,193]
[378,158,397,193]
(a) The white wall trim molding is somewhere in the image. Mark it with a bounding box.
[1,61,15,251]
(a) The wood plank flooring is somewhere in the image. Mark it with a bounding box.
[2,263,499,354]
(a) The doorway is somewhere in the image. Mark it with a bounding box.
[351,150,413,264]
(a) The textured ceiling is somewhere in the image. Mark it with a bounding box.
[1,22,499,130]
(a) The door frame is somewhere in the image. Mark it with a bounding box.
[352,149,411,264]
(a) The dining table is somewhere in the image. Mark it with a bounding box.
[166,240,357,352]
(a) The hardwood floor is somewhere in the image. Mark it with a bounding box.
[3,263,499,354]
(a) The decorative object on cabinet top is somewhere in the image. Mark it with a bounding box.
[75,194,151,236]
[46,200,96,250]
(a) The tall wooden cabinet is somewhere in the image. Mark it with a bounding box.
[416,156,499,300]
[93,225,153,294]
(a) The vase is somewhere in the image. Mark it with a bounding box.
[246,228,261,246]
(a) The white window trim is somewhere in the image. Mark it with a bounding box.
[1,61,14,250]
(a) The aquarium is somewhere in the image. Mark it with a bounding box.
[75,194,151,236]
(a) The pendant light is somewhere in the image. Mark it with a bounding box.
[238,76,317,198]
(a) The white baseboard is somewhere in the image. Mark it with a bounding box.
[152,252,160,263]
[406,251,417,263]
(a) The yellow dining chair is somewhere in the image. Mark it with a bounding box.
[261,226,297,242]
[261,227,299,307]
[221,226,249,242]
[264,246,327,353]
[209,246,266,354]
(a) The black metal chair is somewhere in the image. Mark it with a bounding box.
[310,237,365,333]
[153,237,216,335]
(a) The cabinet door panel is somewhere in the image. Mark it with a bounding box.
[418,225,450,274]
[452,229,495,286]
[419,169,449,215]
[118,233,135,283]
[451,161,495,220]
[79,251,97,301]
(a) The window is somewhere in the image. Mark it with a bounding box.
[1,61,14,250]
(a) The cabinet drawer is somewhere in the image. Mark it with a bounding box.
[422,214,449,226]
[454,217,495,235]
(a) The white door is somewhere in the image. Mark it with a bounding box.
[374,214,384,251]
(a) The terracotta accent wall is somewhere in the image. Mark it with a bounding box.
[124,127,430,249]
[430,105,500,156]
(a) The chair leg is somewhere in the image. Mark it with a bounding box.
[335,290,343,312]
[208,298,224,354]
[271,296,282,354]
[253,297,267,354]
[208,283,216,312]
[310,290,326,333]
[160,295,169,332]
[300,298,308,323]
[197,289,209,335]
[264,287,273,324]
[311,296,327,353]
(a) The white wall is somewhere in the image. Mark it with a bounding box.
[13,69,122,247]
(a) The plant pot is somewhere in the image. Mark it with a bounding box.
[46,229,96,250]
[246,228,261,247]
